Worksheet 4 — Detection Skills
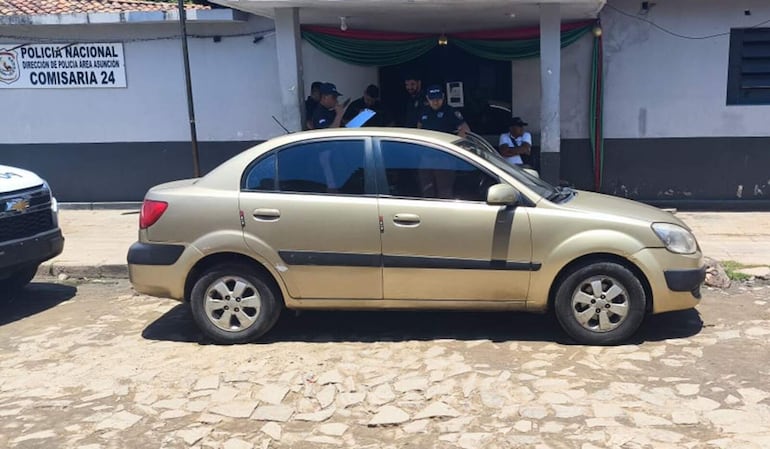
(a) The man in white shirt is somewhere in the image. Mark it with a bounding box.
[498,117,532,166]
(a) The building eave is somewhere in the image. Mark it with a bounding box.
[0,8,249,26]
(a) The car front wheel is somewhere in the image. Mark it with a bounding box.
[0,264,38,296]
[190,264,281,344]
[554,261,646,345]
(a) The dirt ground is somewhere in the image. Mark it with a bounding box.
[1,279,769,449]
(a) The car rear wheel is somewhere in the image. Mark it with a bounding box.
[0,264,38,295]
[190,264,281,344]
[554,261,646,345]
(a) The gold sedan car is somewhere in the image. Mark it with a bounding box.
[128,128,704,345]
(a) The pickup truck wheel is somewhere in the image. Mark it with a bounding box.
[0,264,38,294]
[190,264,281,344]
[554,262,646,345]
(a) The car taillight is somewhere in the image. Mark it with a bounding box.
[140,200,168,229]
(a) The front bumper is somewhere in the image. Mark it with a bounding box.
[629,248,704,314]
[0,228,64,271]
[664,267,707,297]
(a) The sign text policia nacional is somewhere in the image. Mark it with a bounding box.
[0,43,126,89]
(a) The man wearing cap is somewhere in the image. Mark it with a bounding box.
[402,74,425,127]
[343,84,392,127]
[498,117,532,166]
[417,85,471,137]
[311,82,346,129]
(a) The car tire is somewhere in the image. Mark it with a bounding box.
[554,261,646,345]
[190,263,282,344]
[0,264,38,295]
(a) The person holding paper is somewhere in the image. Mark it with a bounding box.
[343,84,392,127]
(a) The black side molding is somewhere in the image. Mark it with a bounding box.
[279,251,382,267]
[278,250,541,271]
[383,255,541,271]
[127,242,184,266]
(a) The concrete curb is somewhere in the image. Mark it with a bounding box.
[59,202,142,211]
[38,262,129,279]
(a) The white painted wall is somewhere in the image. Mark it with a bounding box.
[511,31,593,140]
[301,40,378,107]
[1,16,283,144]
[512,0,770,141]
[602,0,770,138]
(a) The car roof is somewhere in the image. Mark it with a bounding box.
[198,128,466,190]
[263,127,460,148]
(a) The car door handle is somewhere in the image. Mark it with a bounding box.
[253,208,281,220]
[393,213,420,225]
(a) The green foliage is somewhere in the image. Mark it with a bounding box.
[721,260,755,282]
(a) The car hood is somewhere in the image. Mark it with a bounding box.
[0,165,45,193]
[559,190,689,228]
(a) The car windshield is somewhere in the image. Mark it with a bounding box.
[454,137,558,200]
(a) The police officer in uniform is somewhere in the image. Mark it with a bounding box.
[311,83,345,129]
[304,81,322,130]
[417,85,470,137]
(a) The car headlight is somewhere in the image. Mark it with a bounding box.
[652,223,698,254]
[42,180,58,213]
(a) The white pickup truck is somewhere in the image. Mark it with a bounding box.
[0,165,64,293]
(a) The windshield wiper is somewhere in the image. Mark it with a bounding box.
[547,186,576,202]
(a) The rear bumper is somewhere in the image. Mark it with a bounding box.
[127,241,197,300]
[127,242,184,265]
[0,228,64,272]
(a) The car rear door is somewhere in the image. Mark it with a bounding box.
[239,138,382,300]
[375,138,533,302]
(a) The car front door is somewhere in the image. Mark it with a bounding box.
[376,139,533,302]
[239,138,382,300]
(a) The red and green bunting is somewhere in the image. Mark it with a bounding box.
[301,21,594,65]
[301,21,604,191]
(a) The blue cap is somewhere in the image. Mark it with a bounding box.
[426,85,443,100]
[320,82,342,97]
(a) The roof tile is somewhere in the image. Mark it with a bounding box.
[0,0,209,17]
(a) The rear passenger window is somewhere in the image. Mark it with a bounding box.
[244,153,276,190]
[277,140,366,195]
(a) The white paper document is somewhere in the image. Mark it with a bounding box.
[345,109,376,128]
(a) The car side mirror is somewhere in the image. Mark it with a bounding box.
[486,184,520,206]
[523,168,540,178]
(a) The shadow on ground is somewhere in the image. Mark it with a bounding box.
[142,304,703,346]
[0,282,77,326]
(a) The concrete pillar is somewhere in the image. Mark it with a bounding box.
[539,3,561,184]
[274,7,304,132]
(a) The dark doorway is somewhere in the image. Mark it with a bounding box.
[379,43,512,135]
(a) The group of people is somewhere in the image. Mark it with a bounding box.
[303,75,532,167]
[304,82,392,130]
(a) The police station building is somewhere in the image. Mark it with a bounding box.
[1,0,769,209]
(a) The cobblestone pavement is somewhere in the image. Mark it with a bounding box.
[1,280,769,449]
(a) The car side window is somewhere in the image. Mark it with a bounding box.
[277,140,365,195]
[244,153,277,190]
[380,140,497,202]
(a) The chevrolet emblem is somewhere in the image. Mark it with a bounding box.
[8,198,30,213]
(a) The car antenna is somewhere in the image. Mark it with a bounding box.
[272,115,291,134]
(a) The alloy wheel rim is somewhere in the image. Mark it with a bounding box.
[204,276,261,332]
[570,275,630,333]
